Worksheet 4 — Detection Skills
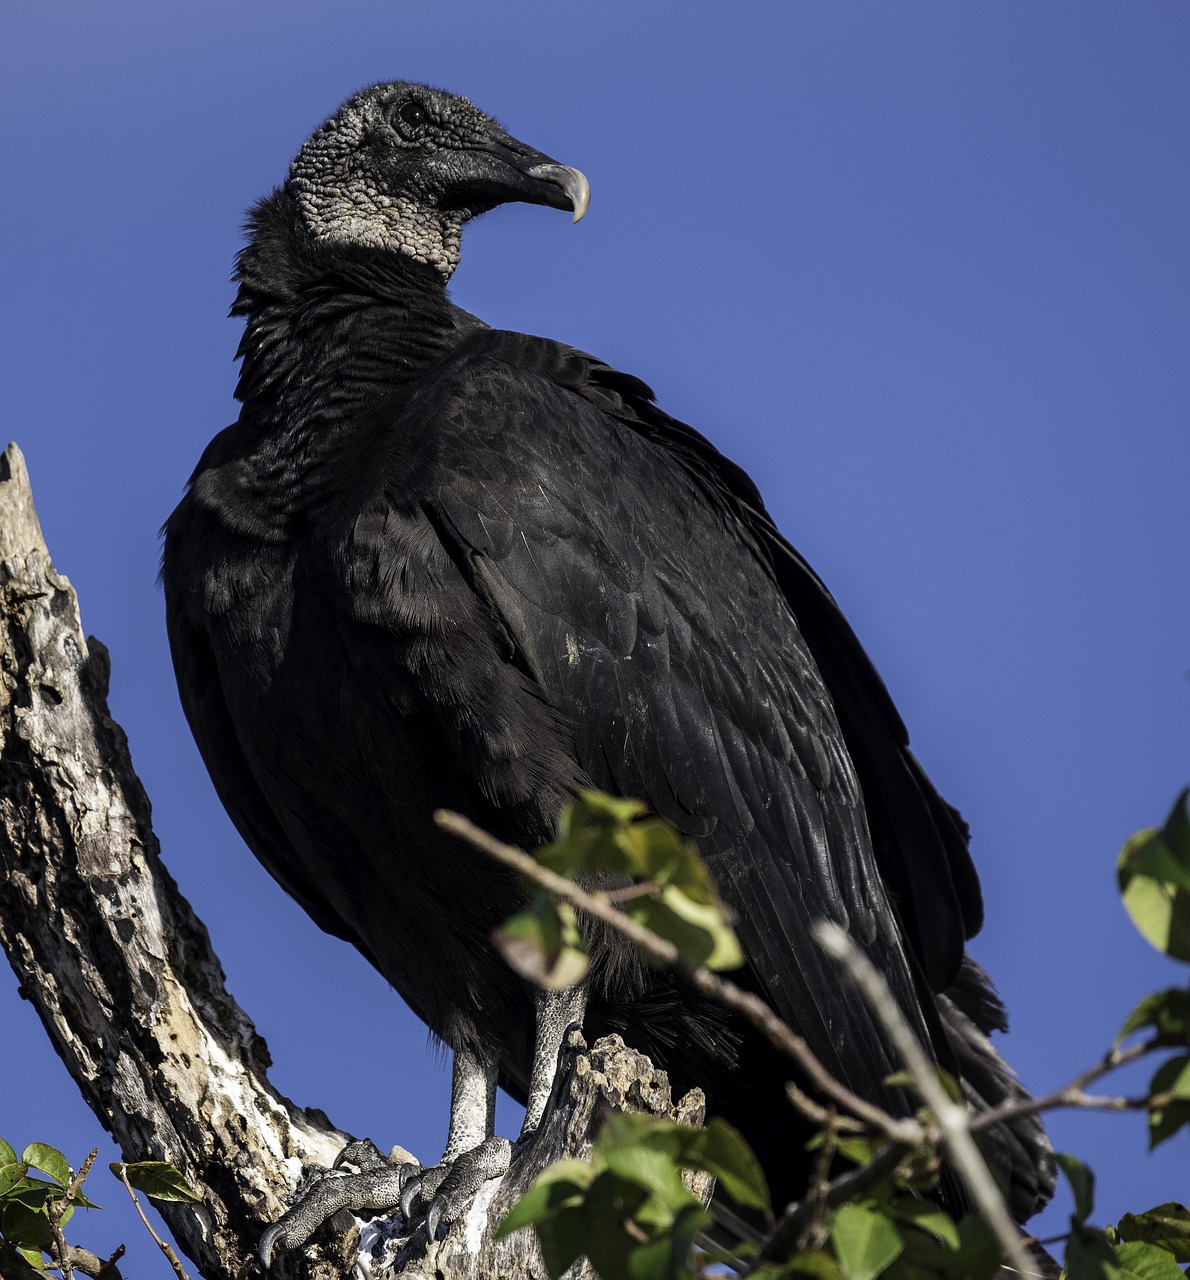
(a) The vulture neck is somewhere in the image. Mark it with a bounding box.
[221,189,473,518]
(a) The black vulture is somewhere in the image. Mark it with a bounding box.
[161,82,1053,1257]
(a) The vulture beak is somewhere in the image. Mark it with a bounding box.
[526,164,590,223]
[447,134,591,223]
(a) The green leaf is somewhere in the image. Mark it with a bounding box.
[492,896,589,989]
[1117,989,1190,1048]
[887,1200,961,1251]
[1118,791,1190,961]
[16,1245,46,1270]
[825,1134,887,1169]
[628,885,743,970]
[883,1067,964,1107]
[2,1198,55,1250]
[574,789,649,827]
[535,1204,597,1277]
[496,1160,594,1237]
[627,820,719,903]
[782,1253,848,1279]
[1064,1224,1122,1280]
[1148,1055,1190,1150]
[541,791,648,879]
[600,1109,665,1145]
[621,1201,707,1280]
[19,1146,70,1190]
[5,1181,52,1207]
[119,1161,202,1204]
[831,1204,905,1280]
[950,1214,1001,1280]
[1165,789,1190,863]
[1109,1241,1189,1280]
[663,1201,708,1274]
[683,1118,770,1215]
[1055,1152,1096,1226]
[0,1140,16,1168]
[601,1144,695,1211]
[883,1231,956,1279]
[0,1162,30,1198]
[620,1233,675,1280]
[1116,1203,1190,1262]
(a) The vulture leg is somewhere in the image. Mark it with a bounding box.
[523,985,587,1134]
[443,1042,499,1161]
[400,1044,508,1234]
[413,987,587,1233]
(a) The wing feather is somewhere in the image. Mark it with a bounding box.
[399,332,943,1102]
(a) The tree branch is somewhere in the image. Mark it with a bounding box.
[0,443,354,1280]
[968,1038,1159,1132]
[0,443,711,1280]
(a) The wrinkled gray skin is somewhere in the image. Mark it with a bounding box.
[251,83,590,1265]
[289,82,588,279]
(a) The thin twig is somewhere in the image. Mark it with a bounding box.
[113,1167,189,1280]
[66,1150,99,1202]
[969,1038,1160,1132]
[812,921,1036,1279]
[48,1201,73,1280]
[605,880,661,904]
[46,1148,99,1280]
[435,810,923,1146]
[804,1108,840,1252]
[784,1081,867,1132]
[750,1141,911,1272]
[57,1244,125,1280]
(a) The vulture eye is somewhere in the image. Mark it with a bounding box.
[393,99,428,135]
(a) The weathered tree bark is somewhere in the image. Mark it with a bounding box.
[0,443,705,1280]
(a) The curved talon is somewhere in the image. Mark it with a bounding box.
[259,1221,284,1271]
[398,1169,420,1220]
[399,1161,446,1220]
[425,1196,446,1242]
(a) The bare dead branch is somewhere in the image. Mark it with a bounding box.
[0,446,713,1280]
[969,1038,1160,1132]
[0,443,356,1280]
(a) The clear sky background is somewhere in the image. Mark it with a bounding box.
[2,1,1188,1271]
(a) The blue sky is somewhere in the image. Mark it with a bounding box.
[2,1,1188,1270]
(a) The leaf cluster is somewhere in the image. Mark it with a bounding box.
[489,789,1190,1280]
[1053,1154,1189,1279]
[497,1111,767,1279]
[796,1195,1002,1280]
[1116,792,1190,1151]
[0,1139,199,1273]
[493,790,742,988]
[0,1140,98,1269]
[1119,789,1190,963]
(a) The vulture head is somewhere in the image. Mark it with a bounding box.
[288,81,589,279]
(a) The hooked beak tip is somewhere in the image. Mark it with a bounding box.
[528,163,590,224]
